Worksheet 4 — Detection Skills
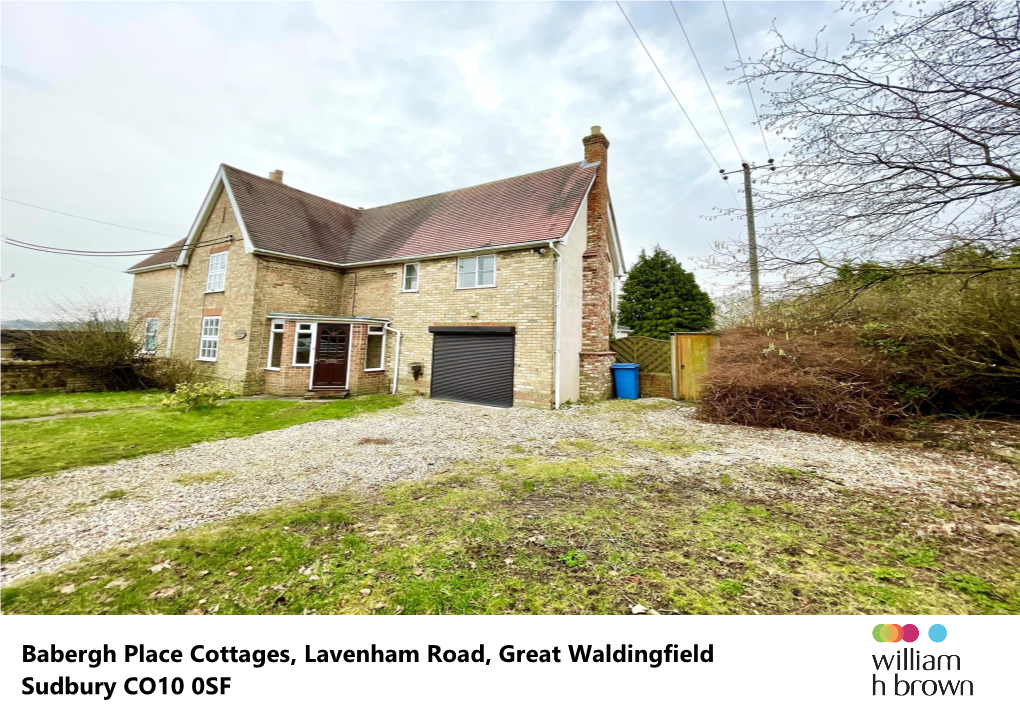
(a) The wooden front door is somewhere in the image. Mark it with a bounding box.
[312,323,350,388]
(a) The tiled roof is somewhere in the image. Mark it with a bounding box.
[128,161,596,271]
[128,238,185,271]
[344,162,597,264]
[222,165,358,265]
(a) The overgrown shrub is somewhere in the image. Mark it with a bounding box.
[134,356,198,391]
[26,317,136,391]
[696,327,906,440]
[700,260,1020,439]
[160,382,235,412]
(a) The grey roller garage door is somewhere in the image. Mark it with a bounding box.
[429,326,515,408]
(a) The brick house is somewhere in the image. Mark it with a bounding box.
[127,127,624,408]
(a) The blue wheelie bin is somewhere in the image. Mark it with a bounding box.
[611,363,640,399]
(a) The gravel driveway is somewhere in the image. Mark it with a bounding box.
[2,397,1016,584]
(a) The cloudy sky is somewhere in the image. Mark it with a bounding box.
[1,0,851,321]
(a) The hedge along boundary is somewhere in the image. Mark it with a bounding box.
[0,360,106,395]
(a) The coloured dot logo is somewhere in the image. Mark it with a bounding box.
[872,623,920,642]
[928,624,948,643]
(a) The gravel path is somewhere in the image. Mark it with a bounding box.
[2,398,1016,584]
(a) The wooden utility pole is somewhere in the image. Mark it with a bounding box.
[720,159,775,315]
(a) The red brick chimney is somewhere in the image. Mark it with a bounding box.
[579,126,615,401]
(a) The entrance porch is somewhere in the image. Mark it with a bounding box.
[261,314,391,398]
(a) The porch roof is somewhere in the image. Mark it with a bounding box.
[267,312,390,324]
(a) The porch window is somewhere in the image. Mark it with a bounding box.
[457,254,495,289]
[293,323,313,366]
[402,263,419,292]
[267,321,284,369]
[365,325,385,370]
[206,251,228,293]
[198,316,220,361]
[142,318,159,354]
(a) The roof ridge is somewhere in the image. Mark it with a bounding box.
[220,164,359,213]
[361,161,594,213]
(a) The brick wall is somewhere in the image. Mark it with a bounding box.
[250,256,346,389]
[638,372,672,399]
[347,323,387,395]
[170,189,258,393]
[127,266,177,356]
[347,248,557,408]
[0,360,106,394]
[262,322,309,395]
[579,127,614,401]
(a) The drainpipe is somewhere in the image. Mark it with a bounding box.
[386,324,403,395]
[548,239,562,409]
[165,265,182,357]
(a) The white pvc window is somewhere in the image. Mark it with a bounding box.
[457,254,495,289]
[293,323,313,366]
[198,316,220,361]
[142,318,159,354]
[267,321,285,369]
[403,263,419,292]
[365,325,385,370]
[206,251,228,293]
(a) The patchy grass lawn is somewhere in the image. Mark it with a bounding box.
[1,390,162,420]
[0,395,402,480]
[4,451,1017,615]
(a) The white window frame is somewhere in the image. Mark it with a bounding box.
[365,325,386,371]
[292,322,314,367]
[198,316,220,362]
[266,320,285,370]
[456,254,496,289]
[205,250,228,293]
[402,262,420,293]
[142,317,159,354]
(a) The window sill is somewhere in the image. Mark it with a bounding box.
[292,364,311,368]
[204,290,225,295]
[364,368,385,372]
[196,358,217,363]
[401,289,419,293]
[265,367,280,371]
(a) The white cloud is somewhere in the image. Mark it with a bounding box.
[1,0,843,320]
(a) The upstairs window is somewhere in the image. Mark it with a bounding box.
[198,316,220,361]
[293,323,313,366]
[402,263,419,292]
[267,321,284,369]
[457,254,495,289]
[206,251,228,293]
[142,318,159,354]
[365,325,385,370]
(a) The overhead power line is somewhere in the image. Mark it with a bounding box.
[614,1,724,171]
[3,234,236,258]
[669,1,744,162]
[722,0,773,160]
[0,197,180,237]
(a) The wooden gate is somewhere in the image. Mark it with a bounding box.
[671,333,718,401]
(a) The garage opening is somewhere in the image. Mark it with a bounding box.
[428,326,515,408]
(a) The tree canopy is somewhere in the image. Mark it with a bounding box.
[618,247,714,339]
[716,1,1020,296]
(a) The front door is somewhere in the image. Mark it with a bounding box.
[312,323,350,388]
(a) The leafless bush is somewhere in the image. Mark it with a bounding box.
[25,291,138,390]
[696,327,906,441]
[133,356,198,391]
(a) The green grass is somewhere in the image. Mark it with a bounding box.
[1,395,403,480]
[1,390,162,420]
[174,470,235,486]
[4,456,1017,615]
